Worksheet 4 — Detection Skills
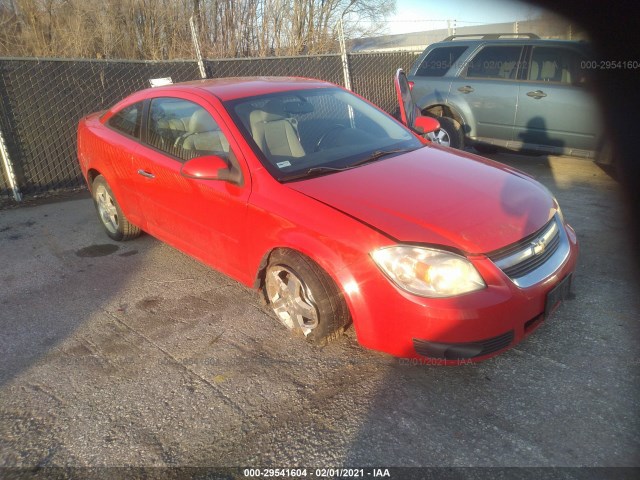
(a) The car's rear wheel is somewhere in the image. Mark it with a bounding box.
[263,250,350,344]
[92,175,141,241]
[427,116,464,149]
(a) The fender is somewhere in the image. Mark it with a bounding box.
[413,91,449,114]
[251,231,377,343]
[413,84,476,137]
[78,116,147,230]
[244,185,391,338]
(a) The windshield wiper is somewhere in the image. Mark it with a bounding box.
[347,147,419,168]
[279,147,420,182]
[279,166,347,182]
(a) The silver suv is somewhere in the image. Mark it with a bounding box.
[408,33,602,157]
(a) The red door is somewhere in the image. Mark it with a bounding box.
[130,93,251,279]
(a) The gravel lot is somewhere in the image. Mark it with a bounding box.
[0,153,638,473]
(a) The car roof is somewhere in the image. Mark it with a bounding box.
[141,76,336,102]
[432,38,589,48]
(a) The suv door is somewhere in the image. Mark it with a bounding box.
[514,45,601,155]
[409,45,468,108]
[448,45,524,143]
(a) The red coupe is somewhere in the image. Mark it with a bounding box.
[77,77,578,363]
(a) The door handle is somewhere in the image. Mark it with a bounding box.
[458,85,474,94]
[526,90,547,99]
[137,169,155,179]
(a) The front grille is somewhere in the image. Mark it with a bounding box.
[413,330,514,360]
[502,231,560,277]
[489,216,562,282]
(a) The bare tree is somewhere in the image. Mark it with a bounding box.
[0,0,396,59]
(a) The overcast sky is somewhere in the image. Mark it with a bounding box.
[385,0,544,35]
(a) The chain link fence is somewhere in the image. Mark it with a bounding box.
[0,58,200,207]
[204,54,345,85]
[0,51,421,208]
[349,51,421,114]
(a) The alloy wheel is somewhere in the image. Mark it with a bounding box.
[265,265,319,335]
[95,184,119,234]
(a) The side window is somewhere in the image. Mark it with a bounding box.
[108,102,142,138]
[465,46,524,79]
[528,47,587,85]
[147,97,232,163]
[415,46,468,77]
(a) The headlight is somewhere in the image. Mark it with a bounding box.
[543,187,564,223]
[371,246,485,298]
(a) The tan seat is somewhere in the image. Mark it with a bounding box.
[155,116,190,135]
[540,60,558,82]
[249,100,305,158]
[149,105,190,150]
[182,109,229,154]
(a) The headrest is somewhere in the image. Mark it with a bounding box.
[250,100,287,123]
[540,60,557,81]
[250,99,314,123]
[188,109,217,134]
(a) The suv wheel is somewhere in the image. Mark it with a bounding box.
[427,116,464,149]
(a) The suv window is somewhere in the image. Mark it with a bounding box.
[528,46,587,85]
[147,97,231,163]
[415,46,467,77]
[108,102,142,138]
[465,46,524,79]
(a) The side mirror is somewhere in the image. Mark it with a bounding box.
[413,116,441,135]
[180,155,242,185]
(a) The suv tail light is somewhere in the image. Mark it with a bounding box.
[408,81,414,90]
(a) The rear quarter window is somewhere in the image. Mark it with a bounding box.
[107,102,143,138]
[415,46,468,77]
[528,46,589,85]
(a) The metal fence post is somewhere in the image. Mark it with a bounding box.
[190,16,207,79]
[0,126,21,202]
[338,18,352,91]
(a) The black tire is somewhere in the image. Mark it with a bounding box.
[263,250,350,344]
[92,175,141,241]
[430,116,464,149]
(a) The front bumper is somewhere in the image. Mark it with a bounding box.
[343,222,579,363]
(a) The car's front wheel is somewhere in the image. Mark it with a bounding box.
[427,116,464,149]
[263,250,350,344]
[92,175,141,241]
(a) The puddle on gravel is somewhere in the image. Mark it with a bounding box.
[75,244,119,257]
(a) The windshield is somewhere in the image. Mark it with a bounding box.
[225,87,423,181]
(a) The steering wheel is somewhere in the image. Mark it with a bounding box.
[314,124,347,152]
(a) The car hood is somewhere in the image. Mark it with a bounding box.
[287,146,557,254]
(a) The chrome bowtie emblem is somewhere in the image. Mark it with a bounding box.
[532,238,547,255]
